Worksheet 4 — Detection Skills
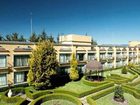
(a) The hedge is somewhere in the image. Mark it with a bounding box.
[25,87,53,99]
[106,74,133,84]
[0,83,28,92]
[87,86,114,105]
[1,87,25,103]
[54,82,114,98]
[30,93,82,105]
[81,76,108,86]
[122,86,140,99]
[130,68,140,75]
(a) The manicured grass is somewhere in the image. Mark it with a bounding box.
[96,93,140,105]
[56,81,95,94]
[41,99,76,105]
[135,84,140,90]
[0,100,17,105]
[104,69,133,78]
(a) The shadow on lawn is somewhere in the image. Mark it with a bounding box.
[50,73,83,88]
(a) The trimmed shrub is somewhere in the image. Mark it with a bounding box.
[54,82,114,98]
[122,85,140,99]
[121,66,128,74]
[87,96,97,105]
[25,87,53,99]
[81,76,108,86]
[1,87,25,103]
[114,85,124,102]
[87,86,114,105]
[106,74,132,84]
[30,93,82,105]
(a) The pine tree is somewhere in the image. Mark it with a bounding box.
[29,32,39,42]
[0,34,4,41]
[69,53,79,81]
[38,30,47,41]
[19,35,26,42]
[114,85,125,102]
[27,40,59,89]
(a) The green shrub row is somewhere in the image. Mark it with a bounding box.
[130,68,140,75]
[15,98,27,105]
[54,82,114,98]
[123,86,140,99]
[0,83,28,92]
[87,86,114,105]
[106,74,134,84]
[30,93,82,105]
[128,69,137,75]
[25,87,53,99]
[81,76,108,86]
[123,85,140,93]
[1,87,25,103]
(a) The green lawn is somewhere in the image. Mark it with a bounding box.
[104,69,133,78]
[96,93,140,105]
[41,99,76,105]
[0,100,17,105]
[134,84,140,90]
[56,81,95,94]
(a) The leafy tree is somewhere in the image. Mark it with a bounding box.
[27,40,59,89]
[114,85,125,102]
[69,53,79,81]
[29,32,39,42]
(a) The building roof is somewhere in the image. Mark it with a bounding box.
[86,60,103,71]
[0,41,34,45]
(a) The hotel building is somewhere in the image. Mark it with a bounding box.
[0,34,140,87]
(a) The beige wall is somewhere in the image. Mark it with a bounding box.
[59,34,92,45]
[129,41,140,47]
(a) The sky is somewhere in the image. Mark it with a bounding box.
[0,0,140,44]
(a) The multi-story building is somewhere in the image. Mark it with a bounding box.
[0,34,140,87]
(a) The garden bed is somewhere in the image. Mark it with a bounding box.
[30,93,82,105]
[95,93,140,105]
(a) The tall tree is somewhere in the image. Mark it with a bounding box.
[69,53,79,81]
[29,32,39,42]
[0,34,4,41]
[91,38,97,45]
[27,40,59,89]
[5,34,12,41]
[38,30,47,41]
[11,33,19,41]
[57,33,60,43]
[19,35,26,42]
[48,34,55,43]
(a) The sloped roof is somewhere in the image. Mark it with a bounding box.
[86,60,103,71]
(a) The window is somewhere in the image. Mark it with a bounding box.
[77,53,85,61]
[14,55,29,67]
[88,53,95,61]
[100,53,106,59]
[59,54,70,63]
[0,55,6,67]
[14,72,26,83]
[0,74,7,86]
